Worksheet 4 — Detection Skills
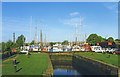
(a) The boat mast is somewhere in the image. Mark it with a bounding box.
[13,32,15,43]
[30,16,32,44]
[76,24,77,45]
[35,22,37,45]
[85,32,86,44]
[80,16,82,45]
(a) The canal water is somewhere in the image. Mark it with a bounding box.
[49,54,117,76]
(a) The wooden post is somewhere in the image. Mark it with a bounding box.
[13,59,16,64]
[14,65,17,73]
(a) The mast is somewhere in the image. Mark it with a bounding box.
[35,23,37,44]
[80,16,82,45]
[85,32,86,44]
[13,32,15,43]
[40,21,43,45]
[76,24,77,44]
[30,16,32,43]
[37,32,39,45]
[44,33,46,45]
[48,30,49,45]
[40,30,42,45]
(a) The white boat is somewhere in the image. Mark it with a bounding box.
[72,45,81,51]
[53,44,62,52]
[33,47,39,51]
[91,46,105,53]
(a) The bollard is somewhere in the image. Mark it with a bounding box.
[14,65,17,73]
[13,59,15,64]
[13,59,16,64]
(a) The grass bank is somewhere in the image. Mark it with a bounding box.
[75,52,119,67]
[2,53,48,75]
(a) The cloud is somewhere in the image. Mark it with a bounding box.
[103,3,118,13]
[60,17,85,27]
[69,12,80,16]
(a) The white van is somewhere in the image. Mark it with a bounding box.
[91,46,105,53]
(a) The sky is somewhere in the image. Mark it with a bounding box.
[2,2,118,43]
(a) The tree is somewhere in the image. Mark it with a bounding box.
[115,39,120,41]
[2,40,14,55]
[87,34,101,45]
[98,36,106,42]
[62,40,69,45]
[30,40,35,45]
[107,37,114,42]
[16,35,26,47]
[2,42,6,53]
[50,42,55,46]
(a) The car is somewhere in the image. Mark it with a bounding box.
[112,49,120,54]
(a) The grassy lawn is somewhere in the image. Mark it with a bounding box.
[75,52,119,67]
[2,53,48,75]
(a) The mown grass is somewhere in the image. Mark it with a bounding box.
[75,52,119,67]
[2,53,48,75]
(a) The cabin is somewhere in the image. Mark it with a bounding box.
[96,41,116,48]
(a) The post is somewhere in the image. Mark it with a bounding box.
[13,32,15,43]
[14,65,17,73]
[13,59,16,64]
[76,24,77,44]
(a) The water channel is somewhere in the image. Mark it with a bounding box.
[49,54,118,76]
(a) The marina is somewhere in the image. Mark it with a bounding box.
[1,2,120,77]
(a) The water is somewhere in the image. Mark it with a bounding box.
[53,68,80,75]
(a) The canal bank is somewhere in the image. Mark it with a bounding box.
[48,53,118,76]
[42,54,53,76]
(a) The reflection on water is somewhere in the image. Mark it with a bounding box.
[53,68,80,75]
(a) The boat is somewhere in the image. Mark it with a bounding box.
[53,44,62,52]
[91,46,105,53]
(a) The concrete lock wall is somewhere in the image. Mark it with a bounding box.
[73,54,118,75]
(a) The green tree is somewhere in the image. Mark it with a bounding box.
[115,39,120,41]
[2,40,14,54]
[87,34,100,45]
[50,42,55,46]
[98,36,106,42]
[107,37,114,42]
[62,40,69,45]
[16,35,26,47]
[30,40,35,45]
[2,42,6,53]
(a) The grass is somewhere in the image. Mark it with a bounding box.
[2,53,48,75]
[2,54,17,61]
[75,52,119,67]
